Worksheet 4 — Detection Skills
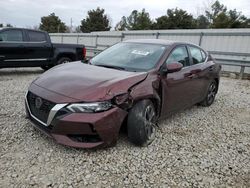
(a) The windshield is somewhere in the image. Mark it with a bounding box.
[91,42,167,72]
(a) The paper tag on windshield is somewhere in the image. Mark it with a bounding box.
[131,50,150,56]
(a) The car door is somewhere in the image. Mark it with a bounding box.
[160,45,199,118]
[24,30,52,66]
[0,29,27,67]
[187,45,212,103]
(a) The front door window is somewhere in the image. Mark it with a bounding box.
[166,46,190,67]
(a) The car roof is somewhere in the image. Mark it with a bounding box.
[0,27,46,33]
[124,38,201,47]
[0,27,18,30]
[124,39,180,45]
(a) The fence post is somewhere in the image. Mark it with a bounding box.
[77,35,79,44]
[156,32,160,39]
[61,35,63,43]
[95,35,99,48]
[239,66,245,79]
[199,32,204,46]
[121,32,125,41]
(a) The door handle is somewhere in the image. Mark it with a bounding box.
[184,72,197,79]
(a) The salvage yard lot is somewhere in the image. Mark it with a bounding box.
[0,68,250,187]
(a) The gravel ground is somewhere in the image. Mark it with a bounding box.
[0,68,250,187]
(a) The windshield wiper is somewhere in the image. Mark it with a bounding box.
[95,64,126,71]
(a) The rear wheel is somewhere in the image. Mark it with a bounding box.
[127,100,157,146]
[56,57,72,65]
[41,65,51,71]
[41,57,72,71]
[200,80,218,107]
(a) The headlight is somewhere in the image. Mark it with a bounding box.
[67,101,112,113]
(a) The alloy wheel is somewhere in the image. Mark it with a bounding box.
[144,105,156,142]
[207,82,217,104]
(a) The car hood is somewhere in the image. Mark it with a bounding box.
[31,62,147,102]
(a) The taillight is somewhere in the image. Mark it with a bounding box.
[82,47,86,59]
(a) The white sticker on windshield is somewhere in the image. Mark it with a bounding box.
[131,50,150,56]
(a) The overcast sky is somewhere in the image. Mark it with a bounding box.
[1,0,250,29]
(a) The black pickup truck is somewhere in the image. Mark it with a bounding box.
[0,28,86,70]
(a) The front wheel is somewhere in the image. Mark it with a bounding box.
[200,80,218,107]
[127,100,157,146]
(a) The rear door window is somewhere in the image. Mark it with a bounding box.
[166,46,190,67]
[0,30,23,42]
[27,31,46,42]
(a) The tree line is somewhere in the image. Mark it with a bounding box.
[1,1,250,33]
[0,23,13,28]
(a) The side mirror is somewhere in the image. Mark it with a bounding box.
[160,62,183,75]
[166,62,183,73]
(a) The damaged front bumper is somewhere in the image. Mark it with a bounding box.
[25,92,127,149]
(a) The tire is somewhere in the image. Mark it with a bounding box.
[127,100,157,146]
[56,57,72,65]
[200,80,218,107]
[41,65,51,71]
[41,57,71,71]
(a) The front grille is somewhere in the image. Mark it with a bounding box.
[27,92,56,124]
[29,112,53,132]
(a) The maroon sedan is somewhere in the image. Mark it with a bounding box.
[25,39,221,148]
